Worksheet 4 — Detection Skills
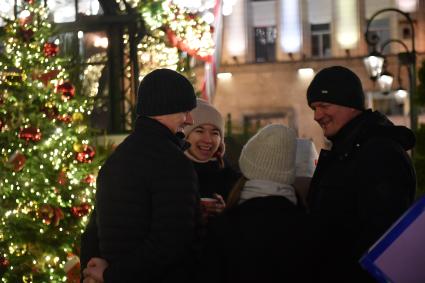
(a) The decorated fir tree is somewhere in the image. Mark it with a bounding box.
[0,1,102,282]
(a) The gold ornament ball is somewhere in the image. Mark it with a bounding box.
[73,143,82,152]
[72,112,84,122]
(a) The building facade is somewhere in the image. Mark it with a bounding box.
[213,0,425,150]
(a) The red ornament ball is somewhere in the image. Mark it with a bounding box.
[0,255,9,276]
[56,82,75,100]
[82,174,96,184]
[0,118,4,132]
[70,203,91,218]
[7,151,26,172]
[0,256,9,267]
[43,42,59,57]
[76,145,96,163]
[18,126,42,142]
[57,114,72,124]
[38,204,64,226]
[37,69,60,86]
[57,171,67,186]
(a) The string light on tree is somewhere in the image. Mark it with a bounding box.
[0,1,104,281]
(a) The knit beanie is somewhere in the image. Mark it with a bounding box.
[185,99,224,137]
[239,124,297,185]
[307,66,365,110]
[136,68,197,116]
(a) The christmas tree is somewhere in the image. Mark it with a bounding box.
[0,1,103,282]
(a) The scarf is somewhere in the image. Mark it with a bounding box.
[184,150,217,163]
[239,179,297,205]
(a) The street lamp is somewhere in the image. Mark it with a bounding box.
[363,50,384,81]
[394,61,408,102]
[378,69,394,94]
[366,38,410,94]
[364,8,417,131]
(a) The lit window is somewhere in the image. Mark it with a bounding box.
[254,26,277,63]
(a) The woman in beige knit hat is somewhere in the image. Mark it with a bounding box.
[184,99,240,222]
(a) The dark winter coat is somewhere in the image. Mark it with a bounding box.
[308,110,416,282]
[192,159,240,200]
[87,116,202,283]
[199,196,327,283]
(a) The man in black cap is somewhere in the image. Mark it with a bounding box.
[306,66,416,282]
[81,69,201,282]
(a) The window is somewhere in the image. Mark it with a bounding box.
[242,109,295,137]
[254,26,276,63]
[366,18,390,53]
[311,23,331,58]
[46,0,103,23]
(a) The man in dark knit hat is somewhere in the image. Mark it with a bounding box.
[306,66,416,282]
[81,69,202,283]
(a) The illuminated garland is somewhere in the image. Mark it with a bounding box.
[82,53,107,98]
[137,32,180,80]
[138,0,215,61]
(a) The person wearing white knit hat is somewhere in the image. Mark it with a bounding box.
[184,98,240,222]
[235,124,297,205]
[200,124,324,283]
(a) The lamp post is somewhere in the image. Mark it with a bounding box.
[364,8,417,131]
[375,39,410,94]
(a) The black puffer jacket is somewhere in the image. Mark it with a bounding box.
[308,110,416,282]
[94,116,202,283]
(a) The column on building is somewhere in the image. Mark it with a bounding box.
[276,0,302,61]
[221,0,248,65]
[333,0,361,57]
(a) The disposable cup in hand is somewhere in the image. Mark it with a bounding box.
[200,198,218,208]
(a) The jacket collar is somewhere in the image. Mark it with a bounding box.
[328,109,415,155]
[327,110,370,155]
[134,116,191,151]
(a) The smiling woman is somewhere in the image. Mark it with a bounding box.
[185,99,224,163]
[184,99,240,219]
